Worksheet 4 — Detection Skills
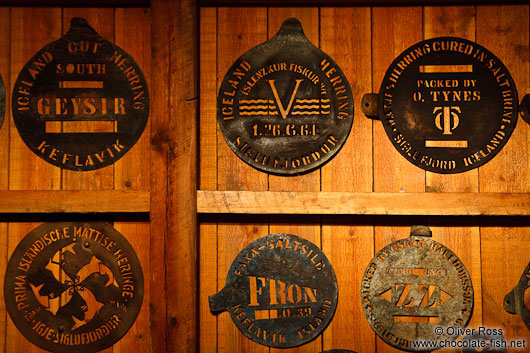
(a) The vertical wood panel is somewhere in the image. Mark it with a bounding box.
[481,220,530,345]
[199,6,218,353]
[217,221,268,353]
[150,0,170,351]
[60,10,115,353]
[267,7,320,194]
[167,0,198,351]
[320,7,375,353]
[424,6,478,193]
[112,222,151,353]
[372,8,424,353]
[9,8,62,192]
[268,8,321,353]
[0,7,9,191]
[7,8,62,353]
[0,8,9,352]
[217,7,268,192]
[113,7,151,353]
[216,7,268,353]
[423,7,483,348]
[478,5,530,194]
[61,8,115,192]
[477,5,530,350]
[114,8,151,192]
[372,7,425,194]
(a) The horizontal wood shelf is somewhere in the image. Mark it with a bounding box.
[198,190,530,216]
[0,190,150,213]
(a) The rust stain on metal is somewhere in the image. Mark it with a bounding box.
[361,225,474,351]
[217,18,353,175]
[209,233,338,347]
[12,17,149,171]
[372,37,517,174]
[4,222,144,353]
[504,261,530,332]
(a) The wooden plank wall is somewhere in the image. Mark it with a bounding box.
[0,7,152,353]
[199,5,530,353]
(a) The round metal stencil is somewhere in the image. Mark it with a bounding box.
[209,233,338,347]
[217,18,353,175]
[504,261,530,332]
[12,17,149,171]
[361,226,474,351]
[0,73,5,129]
[376,37,517,173]
[5,222,144,353]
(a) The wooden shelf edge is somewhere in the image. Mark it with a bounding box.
[197,190,530,216]
[0,190,150,213]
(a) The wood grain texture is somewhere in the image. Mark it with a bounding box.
[0,7,9,191]
[114,7,151,192]
[267,8,322,353]
[7,222,50,353]
[0,8,8,352]
[8,10,61,351]
[166,0,198,352]
[61,8,115,192]
[267,7,320,194]
[217,221,268,353]
[0,190,149,213]
[320,7,375,353]
[372,6,425,194]
[149,0,170,351]
[112,222,151,353]
[481,219,530,349]
[477,5,530,352]
[114,8,151,353]
[321,7,372,194]
[423,7,483,345]
[216,7,267,192]
[9,8,62,191]
[372,8,424,352]
[477,5,530,194]
[200,0,530,5]
[424,6,478,193]
[216,7,268,353]
[198,190,530,216]
[199,7,218,353]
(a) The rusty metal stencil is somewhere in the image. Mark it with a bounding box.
[504,261,530,332]
[369,37,517,173]
[461,332,507,353]
[5,222,143,353]
[12,17,149,171]
[209,233,338,347]
[0,73,5,129]
[217,18,353,175]
[361,225,474,351]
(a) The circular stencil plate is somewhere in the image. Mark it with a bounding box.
[361,229,474,351]
[12,17,149,171]
[5,222,143,353]
[217,18,353,175]
[209,233,338,347]
[504,261,530,332]
[378,37,517,173]
[0,73,5,129]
